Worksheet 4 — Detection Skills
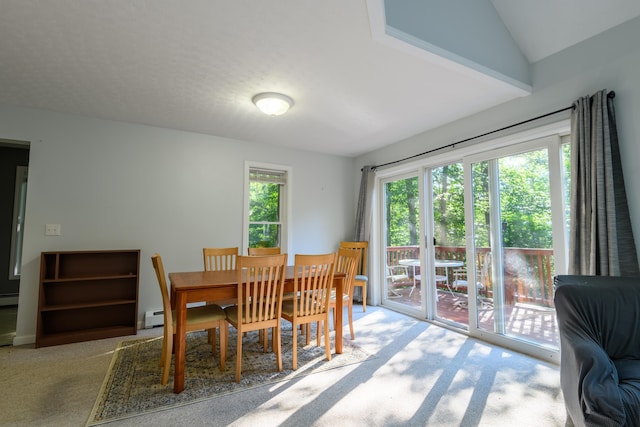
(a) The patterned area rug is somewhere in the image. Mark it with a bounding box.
[87,323,374,425]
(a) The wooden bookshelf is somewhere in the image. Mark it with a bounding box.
[36,249,140,348]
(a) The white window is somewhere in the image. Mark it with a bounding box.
[243,162,292,255]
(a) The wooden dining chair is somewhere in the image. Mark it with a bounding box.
[339,241,368,311]
[203,247,238,271]
[203,246,239,343]
[151,253,227,385]
[330,248,360,340]
[223,253,288,382]
[247,247,281,255]
[281,252,336,370]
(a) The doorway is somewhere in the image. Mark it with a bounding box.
[0,141,30,346]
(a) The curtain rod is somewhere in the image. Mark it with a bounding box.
[367,90,616,171]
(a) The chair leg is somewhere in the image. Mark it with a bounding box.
[219,322,227,371]
[274,325,282,372]
[235,328,243,383]
[159,330,168,367]
[161,332,173,385]
[332,307,336,329]
[361,283,367,312]
[210,328,217,355]
[348,302,354,340]
[316,321,321,347]
[292,322,298,370]
[323,319,331,362]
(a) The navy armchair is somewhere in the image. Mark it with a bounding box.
[555,275,640,427]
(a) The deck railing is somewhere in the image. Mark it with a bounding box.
[386,245,555,307]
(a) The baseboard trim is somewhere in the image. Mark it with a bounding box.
[0,296,19,306]
[13,334,35,346]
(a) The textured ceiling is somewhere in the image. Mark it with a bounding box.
[0,1,638,157]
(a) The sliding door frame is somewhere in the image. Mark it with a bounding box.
[463,134,567,362]
[377,169,427,318]
[373,119,570,362]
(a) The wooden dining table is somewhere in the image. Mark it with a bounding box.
[168,266,346,393]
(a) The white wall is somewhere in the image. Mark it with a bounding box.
[357,16,640,264]
[0,106,355,344]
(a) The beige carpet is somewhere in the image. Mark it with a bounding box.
[87,324,373,426]
[1,306,565,426]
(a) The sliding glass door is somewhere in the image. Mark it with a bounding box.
[431,162,469,327]
[380,162,469,324]
[378,129,569,358]
[381,172,423,315]
[465,136,567,353]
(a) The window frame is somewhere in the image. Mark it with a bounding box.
[242,161,292,257]
[9,165,28,280]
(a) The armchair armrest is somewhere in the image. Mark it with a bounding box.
[561,339,626,427]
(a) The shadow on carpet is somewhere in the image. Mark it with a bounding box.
[87,324,374,425]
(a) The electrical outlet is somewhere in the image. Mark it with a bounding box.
[45,224,61,236]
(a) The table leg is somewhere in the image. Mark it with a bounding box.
[443,266,457,297]
[409,265,418,296]
[173,291,187,393]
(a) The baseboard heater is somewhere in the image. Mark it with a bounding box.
[144,310,164,328]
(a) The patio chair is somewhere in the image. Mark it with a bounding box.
[387,264,410,297]
[451,253,492,308]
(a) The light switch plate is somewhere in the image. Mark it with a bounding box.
[45,224,61,236]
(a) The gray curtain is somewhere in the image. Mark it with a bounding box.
[353,166,375,301]
[355,166,374,241]
[568,89,639,276]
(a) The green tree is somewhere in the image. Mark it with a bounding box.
[248,181,281,247]
[433,163,465,246]
[385,149,558,251]
[385,177,419,246]
[499,150,552,248]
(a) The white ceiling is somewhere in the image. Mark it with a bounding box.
[491,0,640,63]
[0,1,639,157]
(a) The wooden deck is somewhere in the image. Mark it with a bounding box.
[388,245,556,307]
[387,284,559,348]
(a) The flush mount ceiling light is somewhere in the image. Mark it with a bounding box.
[252,92,294,116]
